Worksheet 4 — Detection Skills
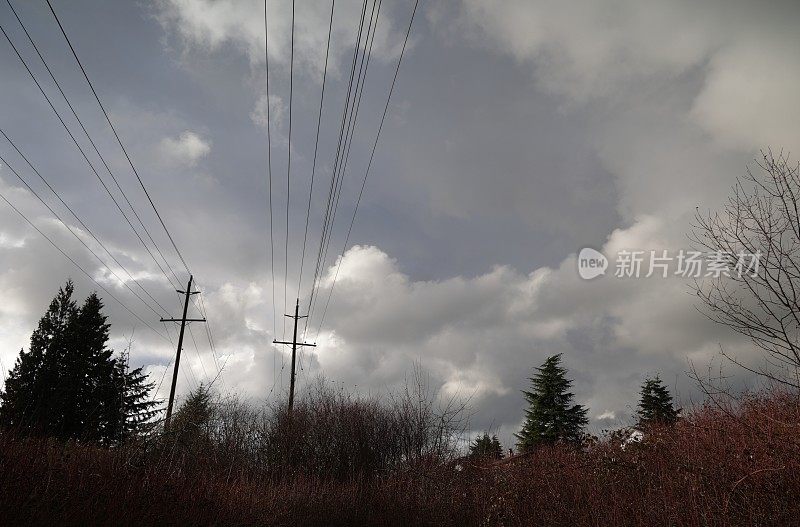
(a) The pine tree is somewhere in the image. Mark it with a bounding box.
[71,292,116,440]
[470,433,503,459]
[112,348,161,440]
[515,354,588,451]
[0,281,78,435]
[0,282,160,441]
[168,385,214,451]
[637,376,679,427]
[171,385,213,433]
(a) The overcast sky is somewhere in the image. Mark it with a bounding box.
[1,0,799,444]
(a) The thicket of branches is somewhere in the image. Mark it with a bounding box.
[2,387,797,526]
[154,366,468,481]
[693,151,800,385]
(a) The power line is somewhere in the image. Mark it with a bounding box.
[297,0,336,296]
[309,0,374,304]
[0,186,169,341]
[263,0,276,340]
[314,0,420,340]
[6,0,183,292]
[188,324,209,384]
[282,0,296,340]
[194,287,222,377]
[312,0,381,321]
[264,0,278,394]
[0,20,182,293]
[302,0,381,355]
[4,1,219,399]
[43,1,224,384]
[0,150,165,320]
[45,0,193,277]
[304,0,369,324]
[0,130,169,318]
[0,19,223,388]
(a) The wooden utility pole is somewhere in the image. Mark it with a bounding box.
[160,275,206,430]
[273,298,316,415]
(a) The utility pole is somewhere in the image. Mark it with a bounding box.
[273,298,316,415]
[160,275,206,431]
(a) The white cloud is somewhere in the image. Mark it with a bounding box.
[155,0,408,75]
[691,36,800,153]
[301,245,729,423]
[158,131,211,166]
[0,232,26,249]
[597,411,616,421]
[460,0,800,155]
[3,0,798,448]
[460,0,719,102]
[250,93,285,130]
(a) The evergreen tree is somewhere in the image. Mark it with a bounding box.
[637,376,679,427]
[0,282,160,441]
[0,281,78,435]
[168,385,214,452]
[469,432,503,459]
[171,385,213,434]
[70,292,116,440]
[113,351,162,439]
[515,354,588,451]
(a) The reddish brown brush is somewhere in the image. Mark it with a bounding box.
[0,389,798,526]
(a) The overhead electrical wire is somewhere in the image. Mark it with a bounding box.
[264,0,277,340]
[4,2,222,389]
[1,0,420,394]
[263,0,281,392]
[43,0,223,380]
[282,0,296,339]
[304,0,369,328]
[309,0,370,292]
[188,324,209,383]
[310,0,381,324]
[297,0,335,296]
[299,0,380,382]
[0,129,169,317]
[296,0,378,381]
[0,11,222,382]
[7,0,183,291]
[45,0,192,277]
[0,150,166,322]
[314,0,419,340]
[0,186,169,341]
[0,20,185,298]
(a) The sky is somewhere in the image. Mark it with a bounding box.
[1,0,799,445]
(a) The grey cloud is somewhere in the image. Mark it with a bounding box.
[0,0,798,450]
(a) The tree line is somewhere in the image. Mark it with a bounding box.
[471,354,679,459]
[4,154,799,454]
[467,152,800,460]
[0,281,159,442]
[0,282,682,453]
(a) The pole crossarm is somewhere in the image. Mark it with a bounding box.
[277,298,316,416]
[161,318,206,323]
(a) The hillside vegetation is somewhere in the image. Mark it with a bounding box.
[1,386,797,526]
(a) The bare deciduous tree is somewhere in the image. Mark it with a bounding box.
[692,151,800,386]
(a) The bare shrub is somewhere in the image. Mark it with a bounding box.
[2,388,799,525]
[153,366,467,481]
